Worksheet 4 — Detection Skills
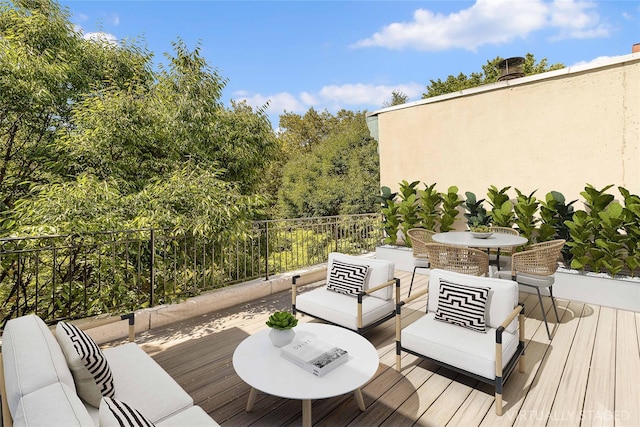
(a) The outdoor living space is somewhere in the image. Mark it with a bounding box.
[131,268,640,427]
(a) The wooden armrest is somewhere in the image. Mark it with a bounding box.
[363,278,397,295]
[397,288,429,307]
[499,304,524,330]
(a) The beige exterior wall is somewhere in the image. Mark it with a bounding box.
[370,53,640,214]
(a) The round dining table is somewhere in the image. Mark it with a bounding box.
[432,231,528,270]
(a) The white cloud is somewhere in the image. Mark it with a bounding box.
[236,92,306,114]
[571,55,617,67]
[235,82,424,117]
[83,32,118,45]
[353,0,609,52]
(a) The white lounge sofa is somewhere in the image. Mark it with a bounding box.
[0,314,219,427]
[292,252,400,333]
[395,269,526,415]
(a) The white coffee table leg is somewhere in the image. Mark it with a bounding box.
[246,387,257,412]
[354,388,366,411]
[302,399,312,427]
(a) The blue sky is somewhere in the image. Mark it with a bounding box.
[60,0,640,127]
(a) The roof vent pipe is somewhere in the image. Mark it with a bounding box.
[497,57,525,81]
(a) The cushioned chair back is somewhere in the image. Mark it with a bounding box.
[428,269,518,331]
[328,253,395,300]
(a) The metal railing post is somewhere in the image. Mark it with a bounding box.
[149,229,155,307]
[264,222,270,280]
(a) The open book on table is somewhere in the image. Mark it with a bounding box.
[280,337,349,377]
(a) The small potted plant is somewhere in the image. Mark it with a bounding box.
[266,311,298,347]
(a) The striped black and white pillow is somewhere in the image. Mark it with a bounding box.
[56,321,115,407]
[326,260,369,296]
[434,280,489,332]
[100,397,155,427]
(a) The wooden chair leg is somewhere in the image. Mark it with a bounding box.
[495,392,503,416]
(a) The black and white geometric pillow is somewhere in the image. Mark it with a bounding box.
[56,321,115,407]
[99,397,155,427]
[326,260,369,296]
[434,280,489,332]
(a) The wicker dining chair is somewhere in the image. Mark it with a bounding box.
[488,226,522,269]
[496,239,566,340]
[423,243,489,277]
[406,228,435,297]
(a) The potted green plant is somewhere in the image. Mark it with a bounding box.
[266,311,298,347]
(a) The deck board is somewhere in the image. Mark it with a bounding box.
[132,270,640,427]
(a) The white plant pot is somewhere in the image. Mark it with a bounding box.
[269,328,295,347]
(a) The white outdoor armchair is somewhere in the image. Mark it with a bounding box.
[292,253,400,334]
[395,269,525,415]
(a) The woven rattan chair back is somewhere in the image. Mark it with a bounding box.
[488,227,520,255]
[406,228,435,257]
[489,226,519,236]
[511,239,566,276]
[424,243,489,277]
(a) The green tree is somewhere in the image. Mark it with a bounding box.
[277,110,379,218]
[423,53,564,98]
[383,90,409,107]
[2,0,278,237]
[0,0,152,231]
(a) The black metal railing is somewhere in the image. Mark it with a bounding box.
[0,213,383,329]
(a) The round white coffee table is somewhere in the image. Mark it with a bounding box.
[232,323,379,427]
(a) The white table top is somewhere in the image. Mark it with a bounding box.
[432,231,528,249]
[232,323,379,400]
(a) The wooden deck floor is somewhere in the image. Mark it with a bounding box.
[136,270,640,427]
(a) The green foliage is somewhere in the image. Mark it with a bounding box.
[416,183,442,231]
[566,184,627,277]
[1,0,278,238]
[398,194,420,246]
[0,0,151,232]
[619,187,640,276]
[439,186,463,232]
[376,186,397,209]
[276,110,380,218]
[380,200,401,245]
[464,192,489,227]
[382,90,409,107]
[487,186,514,227]
[539,191,577,262]
[513,189,539,241]
[423,53,564,98]
[396,181,420,244]
[266,311,298,330]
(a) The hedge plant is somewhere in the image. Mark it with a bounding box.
[378,182,640,277]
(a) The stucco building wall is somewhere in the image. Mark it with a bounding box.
[369,53,640,211]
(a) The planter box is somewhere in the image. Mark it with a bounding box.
[375,245,640,312]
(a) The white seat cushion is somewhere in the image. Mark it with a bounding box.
[13,382,95,427]
[1,315,77,416]
[413,258,430,268]
[296,287,394,330]
[157,406,221,427]
[496,270,555,287]
[87,343,193,424]
[402,312,520,380]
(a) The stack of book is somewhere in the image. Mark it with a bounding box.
[281,337,349,377]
